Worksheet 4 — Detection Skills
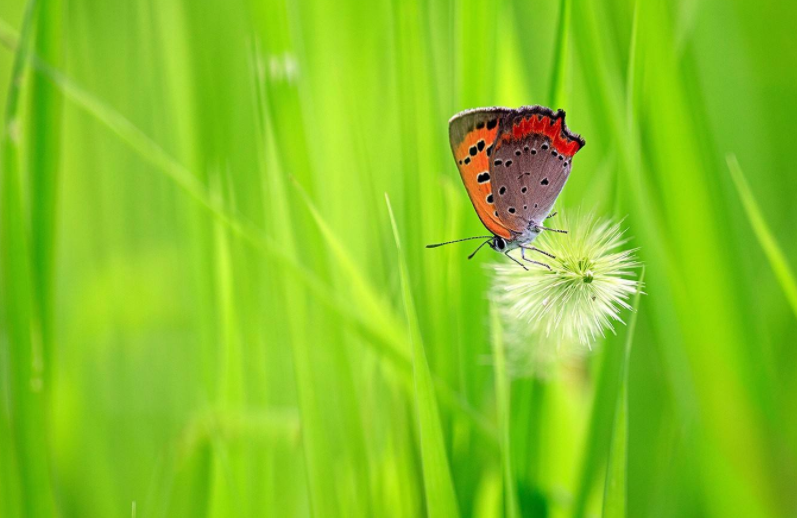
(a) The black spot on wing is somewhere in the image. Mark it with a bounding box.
[477,172,490,183]
[541,178,549,185]
[469,146,477,156]
[487,119,498,130]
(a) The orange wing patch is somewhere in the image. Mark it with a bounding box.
[452,125,511,239]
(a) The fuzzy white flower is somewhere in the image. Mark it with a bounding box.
[492,211,641,359]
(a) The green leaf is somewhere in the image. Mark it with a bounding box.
[489,304,519,518]
[548,0,571,107]
[0,1,56,516]
[727,155,797,320]
[602,268,645,518]
[386,193,460,518]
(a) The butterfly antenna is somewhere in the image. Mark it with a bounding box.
[426,236,492,248]
[537,225,567,234]
[468,239,492,260]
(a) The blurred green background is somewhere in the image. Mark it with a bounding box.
[1,0,796,516]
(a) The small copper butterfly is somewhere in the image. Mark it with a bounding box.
[427,106,586,269]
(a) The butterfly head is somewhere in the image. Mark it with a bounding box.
[489,235,523,253]
[489,236,508,252]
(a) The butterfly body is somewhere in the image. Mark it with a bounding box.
[431,106,585,267]
[488,227,541,253]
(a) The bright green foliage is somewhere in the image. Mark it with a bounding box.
[1,0,796,517]
[603,268,644,518]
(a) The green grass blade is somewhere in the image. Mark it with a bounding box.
[571,341,625,518]
[291,180,406,348]
[254,93,343,516]
[489,303,519,518]
[602,268,645,518]
[297,183,498,444]
[548,0,571,107]
[386,193,460,518]
[0,1,57,516]
[27,0,63,394]
[727,155,797,320]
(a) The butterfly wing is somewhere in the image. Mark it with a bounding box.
[449,107,513,239]
[490,107,585,230]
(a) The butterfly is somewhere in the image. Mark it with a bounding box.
[427,106,585,269]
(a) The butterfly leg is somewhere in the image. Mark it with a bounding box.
[520,244,555,259]
[546,211,558,219]
[504,251,529,271]
[520,247,552,271]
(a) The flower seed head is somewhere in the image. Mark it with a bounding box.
[491,211,642,367]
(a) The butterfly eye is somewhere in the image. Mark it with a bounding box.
[494,238,506,250]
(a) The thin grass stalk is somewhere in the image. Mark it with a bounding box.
[387,193,460,518]
[489,303,519,518]
[727,155,797,321]
[27,0,63,404]
[548,0,571,108]
[602,268,644,517]
[0,0,57,516]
